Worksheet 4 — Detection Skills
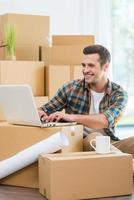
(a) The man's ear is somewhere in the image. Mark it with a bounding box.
[103,63,109,71]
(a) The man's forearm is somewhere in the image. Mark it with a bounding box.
[72,114,108,129]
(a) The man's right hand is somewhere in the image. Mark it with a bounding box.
[38,108,48,122]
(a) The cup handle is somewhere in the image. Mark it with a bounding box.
[90,139,96,150]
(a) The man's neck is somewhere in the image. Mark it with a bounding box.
[89,78,108,93]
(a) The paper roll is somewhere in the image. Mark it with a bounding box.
[0,132,69,179]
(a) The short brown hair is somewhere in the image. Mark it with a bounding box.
[83,44,111,66]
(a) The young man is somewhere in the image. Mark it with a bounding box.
[38,45,134,157]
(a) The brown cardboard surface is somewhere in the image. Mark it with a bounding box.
[52,35,94,46]
[45,65,83,98]
[0,13,49,46]
[39,152,133,200]
[16,44,40,61]
[0,122,83,188]
[42,45,86,65]
[0,61,45,96]
[46,65,70,98]
[1,44,41,61]
[70,65,83,80]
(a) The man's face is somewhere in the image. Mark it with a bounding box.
[81,53,107,84]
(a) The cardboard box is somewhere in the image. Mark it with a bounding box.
[0,13,49,46]
[52,35,94,46]
[0,44,40,61]
[42,45,86,65]
[0,122,83,188]
[0,61,45,96]
[70,65,83,80]
[0,48,4,60]
[16,44,40,61]
[46,65,70,98]
[34,96,49,108]
[39,152,133,200]
[46,65,83,98]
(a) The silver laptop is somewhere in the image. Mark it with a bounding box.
[0,85,76,127]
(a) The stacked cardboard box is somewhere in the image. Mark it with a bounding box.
[42,45,86,65]
[39,152,133,200]
[42,35,94,65]
[42,35,94,98]
[52,35,94,46]
[0,13,50,60]
[0,122,83,188]
[0,61,45,96]
[45,65,83,98]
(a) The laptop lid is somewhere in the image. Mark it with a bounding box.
[0,84,43,127]
[0,85,77,127]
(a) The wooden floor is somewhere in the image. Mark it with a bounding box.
[0,182,133,200]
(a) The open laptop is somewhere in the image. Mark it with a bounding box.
[0,85,76,127]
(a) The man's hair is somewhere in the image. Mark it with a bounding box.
[83,44,111,66]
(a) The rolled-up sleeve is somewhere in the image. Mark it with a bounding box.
[103,91,128,128]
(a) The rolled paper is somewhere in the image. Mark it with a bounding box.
[0,132,69,179]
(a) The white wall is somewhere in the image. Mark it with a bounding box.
[0,0,111,47]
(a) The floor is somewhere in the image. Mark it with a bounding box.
[0,182,133,200]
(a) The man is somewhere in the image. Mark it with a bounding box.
[38,44,134,157]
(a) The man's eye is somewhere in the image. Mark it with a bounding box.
[88,64,94,67]
[81,63,86,67]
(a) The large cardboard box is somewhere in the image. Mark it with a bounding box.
[70,65,83,80]
[0,61,45,96]
[0,13,49,46]
[39,152,133,200]
[42,45,86,65]
[52,35,94,46]
[16,44,40,61]
[46,65,70,98]
[0,13,49,60]
[0,44,41,61]
[46,65,83,98]
[0,122,83,188]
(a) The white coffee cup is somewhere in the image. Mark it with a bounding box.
[90,136,111,154]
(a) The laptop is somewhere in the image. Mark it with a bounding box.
[0,85,77,128]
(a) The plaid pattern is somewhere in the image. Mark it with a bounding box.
[42,79,128,140]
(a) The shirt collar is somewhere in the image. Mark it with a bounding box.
[105,79,112,95]
[83,78,112,95]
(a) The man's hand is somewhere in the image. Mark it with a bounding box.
[38,108,48,122]
[46,112,75,122]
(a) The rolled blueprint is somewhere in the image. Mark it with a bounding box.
[0,132,69,179]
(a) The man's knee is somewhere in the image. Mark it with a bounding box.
[112,136,134,158]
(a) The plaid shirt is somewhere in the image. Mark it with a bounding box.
[42,79,128,140]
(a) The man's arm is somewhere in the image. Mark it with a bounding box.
[38,82,70,120]
[45,88,128,128]
[70,113,108,128]
[45,112,108,129]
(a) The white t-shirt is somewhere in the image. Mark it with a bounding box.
[84,90,104,136]
[90,90,104,114]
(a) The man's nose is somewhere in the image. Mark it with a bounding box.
[83,65,90,73]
